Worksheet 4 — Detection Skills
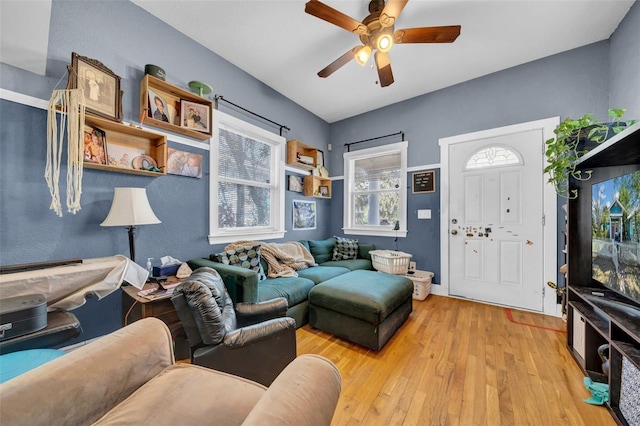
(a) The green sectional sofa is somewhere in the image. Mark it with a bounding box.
[188,238,375,327]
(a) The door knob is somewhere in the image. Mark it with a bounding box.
[451,230,458,235]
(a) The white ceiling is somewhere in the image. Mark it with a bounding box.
[131,0,635,123]
[0,0,51,75]
[1,1,634,123]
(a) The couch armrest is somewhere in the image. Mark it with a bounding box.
[235,297,288,327]
[241,354,342,426]
[358,243,375,260]
[187,258,259,303]
[223,317,295,348]
[0,318,173,426]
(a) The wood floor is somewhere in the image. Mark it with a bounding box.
[296,295,614,426]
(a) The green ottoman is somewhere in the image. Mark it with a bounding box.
[308,270,413,351]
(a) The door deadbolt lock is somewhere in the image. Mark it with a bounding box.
[451,219,458,224]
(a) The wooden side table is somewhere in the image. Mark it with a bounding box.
[121,280,190,360]
[121,283,180,327]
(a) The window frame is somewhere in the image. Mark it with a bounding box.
[208,110,285,245]
[343,141,408,238]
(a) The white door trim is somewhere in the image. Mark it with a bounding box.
[438,117,561,316]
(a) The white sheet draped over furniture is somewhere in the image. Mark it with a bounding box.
[0,255,147,311]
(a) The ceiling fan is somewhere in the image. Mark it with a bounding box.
[305,0,461,87]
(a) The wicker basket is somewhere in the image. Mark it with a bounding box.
[369,250,412,274]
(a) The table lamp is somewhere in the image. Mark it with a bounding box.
[100,188,161,263]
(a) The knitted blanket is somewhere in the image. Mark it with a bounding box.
[225,240,316,278]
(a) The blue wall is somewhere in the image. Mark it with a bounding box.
[610,0,640,119]
[1,0,639,341]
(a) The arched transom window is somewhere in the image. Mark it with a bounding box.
[464,145,523,170]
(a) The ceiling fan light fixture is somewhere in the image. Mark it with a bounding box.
[305,0,461,87]
[376,33,393,53]
[355,45,372,66]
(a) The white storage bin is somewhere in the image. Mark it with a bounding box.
[369,250,412,274]
[572,310,586,361]
[404,270,434,301]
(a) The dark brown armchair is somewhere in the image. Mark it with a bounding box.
[171,267,296,386]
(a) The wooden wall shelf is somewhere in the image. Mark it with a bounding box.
[287,139,318,171]
[139,75,213,141]
[84,115,167,177]
[304,175,331,198]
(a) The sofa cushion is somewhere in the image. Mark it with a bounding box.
[297,265,350,284]
[93,364,266,425]
[258,277,315,306]
[358,243,375,261]
[320,259,373,271]
[212,244,266,281]
[332,236,359,261]
[299,240,311,253]
[307,238,335,264]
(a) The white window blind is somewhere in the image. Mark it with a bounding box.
[209,110,285,244]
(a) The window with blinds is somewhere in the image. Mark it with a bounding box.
[343,141,408,237]
[209,110,285,244]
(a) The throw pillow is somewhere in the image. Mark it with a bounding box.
[308,238,335,264]
[212,244,266,281]
[332,236,359,261]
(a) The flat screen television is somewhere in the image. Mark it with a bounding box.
[591,170,640,306]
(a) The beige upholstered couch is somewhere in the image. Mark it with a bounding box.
[0,318,342,426]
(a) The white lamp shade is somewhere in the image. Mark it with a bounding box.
[100,188,161,227]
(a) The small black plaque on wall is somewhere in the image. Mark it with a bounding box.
[412,170,436,194]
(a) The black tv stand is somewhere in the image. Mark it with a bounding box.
[582,292,640,320]
[566,122,640,425]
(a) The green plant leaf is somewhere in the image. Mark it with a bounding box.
[608,108,626,119]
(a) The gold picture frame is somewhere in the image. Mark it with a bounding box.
[68,52,122,122]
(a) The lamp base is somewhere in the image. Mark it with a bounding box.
[128,225,136,263]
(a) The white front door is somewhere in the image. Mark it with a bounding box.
[449,131,544,310]
[439,118,559,314]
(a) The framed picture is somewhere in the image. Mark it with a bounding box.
[148,88,170,123]
[180,100,211,134]
[68,52,122,122]
[167,148,203,178]
[293,200,316,230]
[83,125,107,165]
[319,185,329,197]
[288,175,304,192]
[105,143,145,169]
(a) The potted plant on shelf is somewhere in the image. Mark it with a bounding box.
[544,108,636,198]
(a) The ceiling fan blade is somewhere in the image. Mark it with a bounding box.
[393,26,461,44]
[318,47,359,78]
[305,0,368,35]
[374,51,394,87]
[380,0,409,28]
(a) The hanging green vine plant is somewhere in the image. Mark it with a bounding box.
[544,109,636,198]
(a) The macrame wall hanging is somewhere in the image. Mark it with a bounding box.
[45,89,86,217]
